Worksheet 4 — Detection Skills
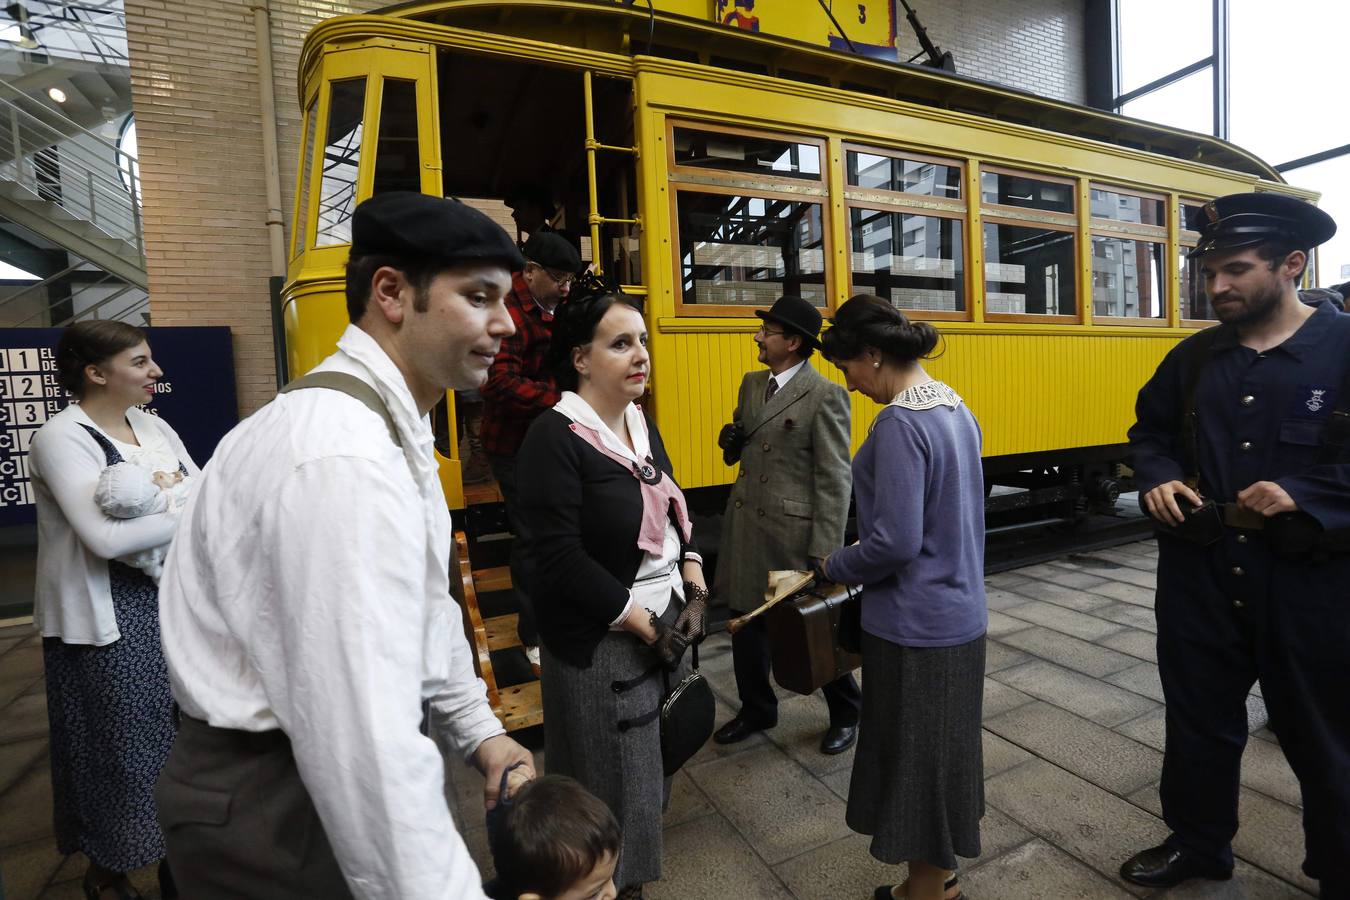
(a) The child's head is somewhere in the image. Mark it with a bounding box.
[490,775,621,900]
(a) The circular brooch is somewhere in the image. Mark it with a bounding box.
[633,458,663,485]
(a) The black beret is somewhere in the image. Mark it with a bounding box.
[1187,192,1336,259]
[351,191,525,271]
[522,230,582,273]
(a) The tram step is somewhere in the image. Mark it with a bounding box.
[498,680,544,732]
[484,614,522,651]
[473,566,512,594]
[464,481,503,506]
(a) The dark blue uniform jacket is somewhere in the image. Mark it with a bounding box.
[1130,300,1350,531]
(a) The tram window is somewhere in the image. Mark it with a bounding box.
[1090,189,1164,226]
[372,79,420,195]
[294,99,317,258]
[1091,237,1165,319]
[847,151,960,199]
[676,191,827,307]
[672,127,822,181]
[1180,252,1215,320]
[848,208,964,313]
[1179,200,1206,236]
[983,223,1076,316]
[981,171,1074,215]
[314,78,367,247]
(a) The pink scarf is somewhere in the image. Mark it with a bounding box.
[566,419,692,555]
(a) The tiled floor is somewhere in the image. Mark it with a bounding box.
[0,540,1315,898]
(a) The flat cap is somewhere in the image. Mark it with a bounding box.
[351,191,525,271]
[1187,192,1336,259]
[522,230,582,273]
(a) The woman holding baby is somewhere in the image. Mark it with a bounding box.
[29,320,196,900]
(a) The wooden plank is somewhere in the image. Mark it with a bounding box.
[484,614,522,651]
[463,481,503,506]
[454,531,498,710]
[498,681,544,732]
[473,566,513,594]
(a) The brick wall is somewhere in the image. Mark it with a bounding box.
[913,0,1087,104]
[124,0,1086,413]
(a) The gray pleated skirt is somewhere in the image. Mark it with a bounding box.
[846,630,986,870]
[540,604,687,889]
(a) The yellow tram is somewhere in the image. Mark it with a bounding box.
[284,0,1317,518]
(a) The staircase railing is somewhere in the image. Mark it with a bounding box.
[0,94,142,258]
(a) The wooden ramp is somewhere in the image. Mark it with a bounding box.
[454,531,542,732]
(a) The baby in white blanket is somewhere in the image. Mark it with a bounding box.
[95,461,193,581]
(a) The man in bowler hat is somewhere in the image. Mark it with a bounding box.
[713,295,860,754]
[1122,192,1350,896]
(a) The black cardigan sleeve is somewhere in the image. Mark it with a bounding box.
[517,411,633,630]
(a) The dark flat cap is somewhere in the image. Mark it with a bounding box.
[756,295,823,349]
[523,230,582,273]
[351,191,525,271]
[1187,192,1336,259]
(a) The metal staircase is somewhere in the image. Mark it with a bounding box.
[0,92,144,291]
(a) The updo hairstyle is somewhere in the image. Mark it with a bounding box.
[820,294,939,365]
[546,290,645,392]
[55,320,147,398]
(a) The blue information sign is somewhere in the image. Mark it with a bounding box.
[0,326,238,527]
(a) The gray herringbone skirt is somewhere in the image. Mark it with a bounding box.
[846,631,986,869]
[540,605,687,889]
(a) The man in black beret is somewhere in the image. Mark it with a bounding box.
[480,229,584,669]
[713,296,858,754]
[157,191,535,899]
[1123,192,1350,896]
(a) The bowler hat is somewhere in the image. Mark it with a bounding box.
[756,295,823,350]
[351,192,525,271]
[523,231,582,273]
[1187,192,1336,259]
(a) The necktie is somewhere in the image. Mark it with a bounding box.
[764,378,778,404]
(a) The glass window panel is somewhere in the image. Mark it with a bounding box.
[980,171,1074,214]
[314,78,367,247]
[846,151,961,199]
[294,99,317,258]
[672,127,821,181]
[1280,155,1350,288]
[848,208,964,312]
[677,192,827,306]
[983,223,1076,316]
[372,79,420,195]
[1090,188,1165,227]
[1117,0,1212,94]
[1230,1,1350,169]
[1092,237,1165,319]
[1180,200,1207,235]
[1180,250,1215,320]
[1120,68,1213,135]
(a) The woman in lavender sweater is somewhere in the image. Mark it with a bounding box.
[821,295,987,900]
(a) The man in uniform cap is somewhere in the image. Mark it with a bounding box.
[1122,192,1350,896]
[480,230,583,666]
[713,295,859,754]
[157,192,535,899]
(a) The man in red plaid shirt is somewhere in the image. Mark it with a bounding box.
[481,230,582,662]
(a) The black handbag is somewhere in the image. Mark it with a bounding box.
[614,643,715,777]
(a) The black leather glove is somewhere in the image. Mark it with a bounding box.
[650,610,689,671]
[718,422,746,466]
[674,582,709,642]
[808,556,830,585]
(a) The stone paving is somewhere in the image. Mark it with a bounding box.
[0,539,1316,898]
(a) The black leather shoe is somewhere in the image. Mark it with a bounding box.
[1119,845,1232,888]
[713,715,769,744]
[819,723,858,755]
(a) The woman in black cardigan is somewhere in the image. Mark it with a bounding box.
[517,291,708,899]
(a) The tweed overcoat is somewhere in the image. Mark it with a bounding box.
[716,362,852,613]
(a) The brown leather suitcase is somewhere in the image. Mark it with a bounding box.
[766,582,861,695]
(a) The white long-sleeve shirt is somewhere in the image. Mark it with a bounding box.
[29,403,199,645]
[159,324,503,900]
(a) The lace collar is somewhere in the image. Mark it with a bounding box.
[888,381,962,411]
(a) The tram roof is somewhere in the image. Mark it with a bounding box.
[319,0,1280,182]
